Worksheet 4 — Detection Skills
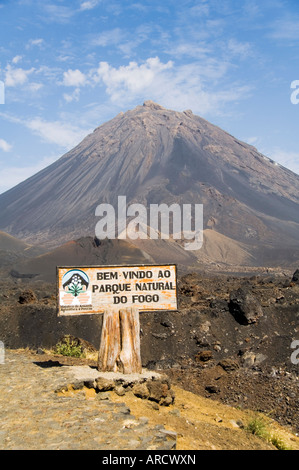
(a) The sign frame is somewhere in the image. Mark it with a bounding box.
[56,264,178,317]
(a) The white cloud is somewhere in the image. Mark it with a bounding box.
[63,69,87,87]
[0,111,90,149]
[12,55,22,64]
[189,3,210,17]
[166,42,211,60]
[91,25,155,58]
[80,0,101,11]
[27,82,43,92]
[42,4,75,23]
[63,88,81,103]
[93,57,174,101]
[26,38,44,49]
[269,19,299,40]
[227,39,252,59]
[62,69,88,102]
[92,28,124,47]
[92,57,251,115]
[0,138,12,152]
[4,64,35,87]
[25,118,89,149]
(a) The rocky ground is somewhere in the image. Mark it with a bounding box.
[0,267,298,446]
[163,269,299,434]
[0,349,177,450]
[1,349,298,450]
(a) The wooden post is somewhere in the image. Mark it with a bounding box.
[98,308,121,372]
[119,307,142,374]
[98,307,142,374]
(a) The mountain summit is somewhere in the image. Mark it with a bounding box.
[0,101,298,268]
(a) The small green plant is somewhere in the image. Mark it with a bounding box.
[270,434,292,451]
[246,416,269,440]
[246,415,291,450]
[54,336,84,358]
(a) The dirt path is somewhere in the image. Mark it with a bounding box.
[0,350,175,450]
[110,385,299,451]
[1,350,298,450]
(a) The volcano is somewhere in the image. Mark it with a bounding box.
[0,101,298,269]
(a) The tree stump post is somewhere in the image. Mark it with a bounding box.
[98,307,142,374]
[97,308,121,373]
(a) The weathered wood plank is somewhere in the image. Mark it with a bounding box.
[98,308,121,372]
[118,308,142,374]
[98,307,142,374]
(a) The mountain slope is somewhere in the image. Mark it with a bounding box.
[0,101,298,267]
[10,237,152,282]
[0,230,47,269]
[0,231,30,252]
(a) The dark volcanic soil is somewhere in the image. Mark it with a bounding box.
[0,269,298,433]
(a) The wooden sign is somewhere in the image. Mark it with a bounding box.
[57,264,177,374]
[57,264,177,317]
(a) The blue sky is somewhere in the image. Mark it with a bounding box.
[0,0,298,194]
